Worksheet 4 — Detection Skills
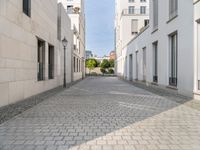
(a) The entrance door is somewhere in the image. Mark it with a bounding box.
[129,54,133,81]
[136,51,139,80]
[143,47,147,81]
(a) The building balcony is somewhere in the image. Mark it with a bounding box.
[121,9,149,16]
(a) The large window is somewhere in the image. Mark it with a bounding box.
[74,57,76,72]
[197,21,200,90]
[169,0,178,19]
[140,6,146,14]
[38,39,45,81]
[48,45,54,79]
[23,0,31,17]
[143,47,147,81]
[128,6,135,14]
[131,19,138,35]
[136,51,139,80]
[153,42,158,83]
[169,33,178,86]
[153,0,158,29]
[77,58,79,72]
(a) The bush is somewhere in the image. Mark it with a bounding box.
[109,59,115,68]
[100,59,110,69]
[108,68,114,74]
[100,68,106,75]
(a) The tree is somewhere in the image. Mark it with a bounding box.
[86,59,97,74]
[100,59,110,69]
[109,59,115,68]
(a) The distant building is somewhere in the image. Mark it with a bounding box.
[115,0,149,77]
[85,51,93,59]
[58,0,86,81]
[110,51,116,60]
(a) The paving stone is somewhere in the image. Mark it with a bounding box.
[0,77,200,150]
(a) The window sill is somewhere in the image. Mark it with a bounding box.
[167,15,178,24]
[151,82,158,86]
[151,28,158,34]
[166,85,178,90]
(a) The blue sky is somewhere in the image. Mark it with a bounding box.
[85,0,115,57]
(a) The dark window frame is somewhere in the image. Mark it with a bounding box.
[48,44,55,80]
[169,31,178,87]
[23,0,31,17]
[37,38,45,81]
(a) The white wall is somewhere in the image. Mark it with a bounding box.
[194,0,200,99]
[124,0,194,97]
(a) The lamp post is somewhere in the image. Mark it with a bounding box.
[62,37,68,88]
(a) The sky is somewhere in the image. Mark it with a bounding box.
[85,0,115,57]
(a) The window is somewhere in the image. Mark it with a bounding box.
[129,0,134,2]
[143,47,147,81]
[74,57,76,72]
[48,45,54,79]
[23,0,31,17]
[67,5,73,13]
[79,59,81,72]
[144,19,149,26]
[141,0,146,2]
[140,6,146,14]
[153,42,158,83]
[38,39,45,81]
[128,6,135,14]
[197,21,200,90]
[169,0,178,19]
[136,51,139,80]
[77,58,79,72]
[169,32,178,86]
[153,0,158,29]
[131,19,138,35]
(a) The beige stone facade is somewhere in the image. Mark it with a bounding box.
[58,0,86,81]
[0,0,73,107]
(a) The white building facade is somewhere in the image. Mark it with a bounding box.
[115,0,149,77]
[118,0,200,98]
[194,0,200,99]
[0,0,73,108]
[58,0,86,81]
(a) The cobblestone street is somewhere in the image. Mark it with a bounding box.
[0,77,200,150]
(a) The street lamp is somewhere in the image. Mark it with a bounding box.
[62,37,68,88]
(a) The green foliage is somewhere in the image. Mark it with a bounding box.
[86,59,98,73]
[108,68,114,74]
[109,59,115,68]
[100,68,106,74]
[96,61,101,67]
[100,59,110,69]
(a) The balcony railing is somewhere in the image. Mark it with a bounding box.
[122,9,149,16]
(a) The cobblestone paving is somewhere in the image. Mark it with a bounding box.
[0,77,200,150]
